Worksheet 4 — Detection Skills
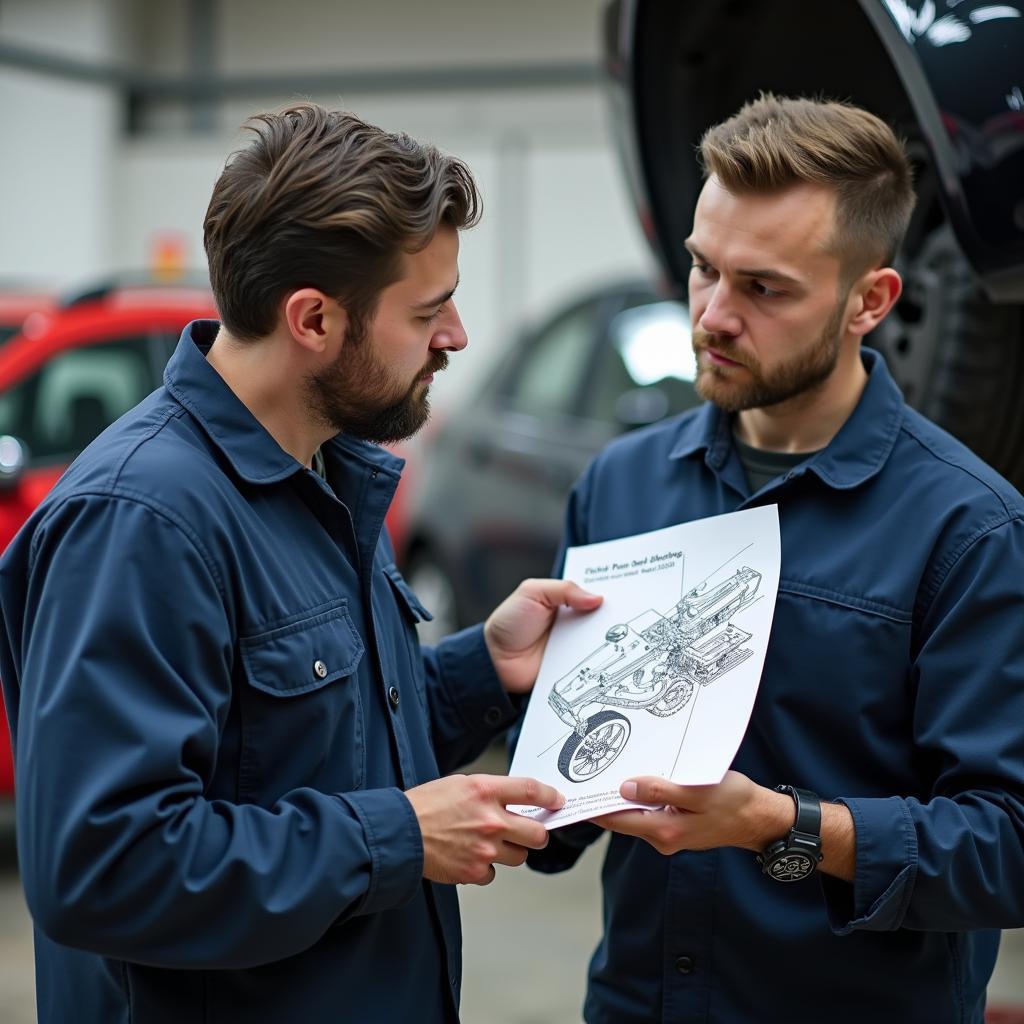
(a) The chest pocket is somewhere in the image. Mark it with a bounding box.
[383,563,434,624]
[238,599,366,800]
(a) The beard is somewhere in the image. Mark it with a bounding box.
[304,323,449,445]
[692,298,846,413]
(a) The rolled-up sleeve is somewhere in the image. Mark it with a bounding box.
[823,517,1024,934]
[9,494,422,969]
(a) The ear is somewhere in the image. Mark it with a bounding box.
[845,267,902,339]
[282,288,347,355]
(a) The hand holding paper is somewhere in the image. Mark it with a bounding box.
[591,771,792,854]
[508,506,781,828]
[484,578,603,694]
[405,774,565,886]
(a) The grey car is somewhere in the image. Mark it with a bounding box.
[399,280,701,640]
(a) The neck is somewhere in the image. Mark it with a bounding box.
[205,327,334,467]
[734,346,868,453]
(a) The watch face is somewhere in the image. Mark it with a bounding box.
[767,853,814,882]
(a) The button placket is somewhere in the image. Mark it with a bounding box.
[674,955,695,975]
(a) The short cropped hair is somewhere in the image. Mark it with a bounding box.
[204,103,481,341]
[699,94,915,277]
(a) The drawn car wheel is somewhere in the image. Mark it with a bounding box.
[557,710,631,783]
[646,679,694,718]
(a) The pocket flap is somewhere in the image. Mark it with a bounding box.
[239,600,365,697]
[383,563,435,623]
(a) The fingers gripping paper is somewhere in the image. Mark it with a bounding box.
[509,506,781,828]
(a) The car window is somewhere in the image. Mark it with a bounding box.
[581,298,701,427]
[0,337,156,462]
[502,298,603,418]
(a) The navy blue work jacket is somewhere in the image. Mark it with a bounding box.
[0,321,518,1024]
[530,349,1024,1023]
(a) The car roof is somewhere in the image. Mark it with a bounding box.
[0,288,55,325]
[0,275,217,389]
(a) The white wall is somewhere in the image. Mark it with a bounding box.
[0,0,122,283]
[1,0,658,407]
[217,0,608,72]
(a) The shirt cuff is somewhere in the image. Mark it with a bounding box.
[822,795,918,934]
[338,787,423,917]
[434,624,519,737]
[526,821,603,874]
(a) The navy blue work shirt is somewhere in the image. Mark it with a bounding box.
[0,321,518,1024]
[529,349,1024,1023]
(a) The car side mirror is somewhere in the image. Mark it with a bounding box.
[614,386,670,429]
[0,435,28,490]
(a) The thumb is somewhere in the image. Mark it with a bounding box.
[559,579,603,611]
[620,776,688,807]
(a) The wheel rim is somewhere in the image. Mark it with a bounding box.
[656,682,691,713]
[568,720,628,781]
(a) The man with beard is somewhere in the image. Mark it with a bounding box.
[526,95,1024,1022]
[0,104,601,1024]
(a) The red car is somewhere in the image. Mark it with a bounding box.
[0,278,219,800]
[0,287,54,350]
[0,277,412,804]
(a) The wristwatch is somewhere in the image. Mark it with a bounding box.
[756,785,823,882]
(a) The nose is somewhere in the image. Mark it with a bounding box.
[698,282,742,338]
[430,301,468,352]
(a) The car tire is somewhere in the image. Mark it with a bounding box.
[557,709,632,783]
[873,225,1024,489]
[403,549,462,646]
[645,679,694,718]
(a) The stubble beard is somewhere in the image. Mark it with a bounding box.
[304,322,449,445]
[692,299,846,414]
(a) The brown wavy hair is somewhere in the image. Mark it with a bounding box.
[700,94,915,280]
[204,103,481,341]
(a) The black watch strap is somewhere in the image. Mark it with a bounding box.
[756,785,824,882]
[780,785,821,837]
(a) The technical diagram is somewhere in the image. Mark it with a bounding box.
[548,564,762,782]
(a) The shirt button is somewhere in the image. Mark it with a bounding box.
[484,706,504,726]
[388,685,400,709]
[674,955,695,976]
[313,659,328,680]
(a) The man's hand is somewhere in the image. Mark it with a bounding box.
[593,772,856,881]
[592,771,791,854]
[405,774,565,886]
[484,579,602,694]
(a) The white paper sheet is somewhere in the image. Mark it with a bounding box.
[508,505,780,828]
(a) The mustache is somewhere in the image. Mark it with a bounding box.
[692,330,748,368]
[423,350,449,376]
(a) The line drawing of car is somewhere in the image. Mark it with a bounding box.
[547,562,762,783]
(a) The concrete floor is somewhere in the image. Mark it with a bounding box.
[2,802,1024,1024]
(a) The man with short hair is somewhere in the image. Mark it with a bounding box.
[0,103,599,1024]
[529,95,1024,1021]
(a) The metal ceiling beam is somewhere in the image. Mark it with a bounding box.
[0,39,601,98]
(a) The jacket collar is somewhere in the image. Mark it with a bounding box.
[668,347,905,490]
[164,320,404,486]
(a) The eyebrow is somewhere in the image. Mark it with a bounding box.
[412,275,459,310]
[684,241,802,287]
